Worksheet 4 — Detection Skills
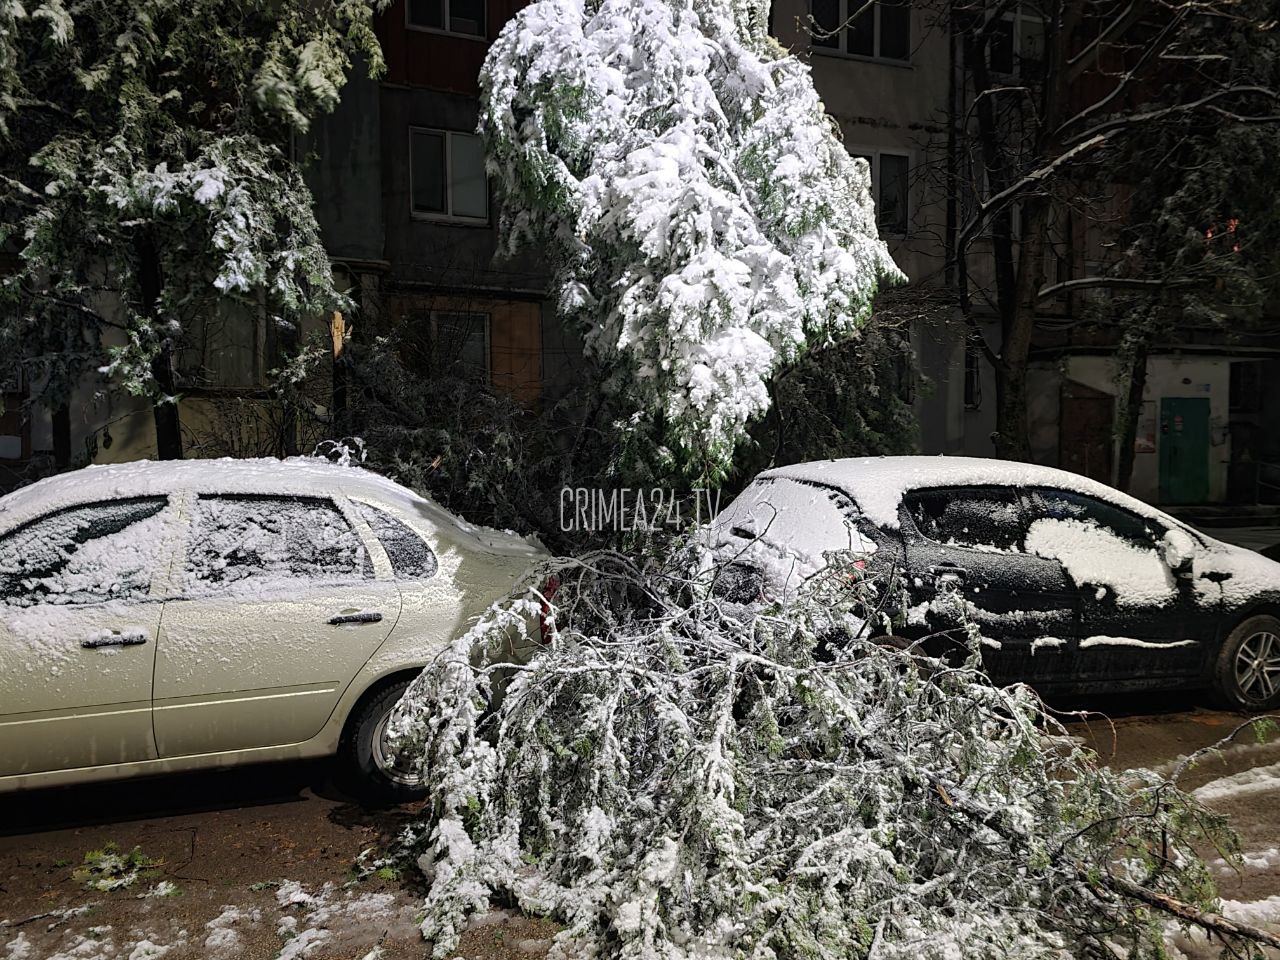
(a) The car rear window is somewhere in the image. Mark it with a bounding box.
[354,502,438,580]
[0,497,169,606]
[714,478,866,556]
[187,494,371,588]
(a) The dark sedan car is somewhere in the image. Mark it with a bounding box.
[706,456,1280,710]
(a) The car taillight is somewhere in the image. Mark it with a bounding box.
[539,574,560,644]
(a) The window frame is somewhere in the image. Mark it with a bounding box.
[987,4,1044,77]
[404,0,487,41]
[810,0,913,66]
[849,147,913,236]
[408,127,490,225]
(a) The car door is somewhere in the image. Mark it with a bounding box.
[0,496,179,777]
[152,492,402,757]
[1023,487,1209,682]
[901,485,1080,682]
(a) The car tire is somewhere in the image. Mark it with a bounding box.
[338,679,429,805]
[1212,615,1280,712]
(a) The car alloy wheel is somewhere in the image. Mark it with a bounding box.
[1234,629,1280,701]
[370,710,425,788]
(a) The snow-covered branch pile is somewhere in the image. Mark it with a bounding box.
[479,0,904,481]
[388,543,1265,960]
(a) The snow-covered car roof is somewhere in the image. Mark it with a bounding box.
[0,457,546,558]
[760,455,1181,530]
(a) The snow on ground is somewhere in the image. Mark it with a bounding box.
[1211,847,1280,879]
[1194,761,1280,804]
[203,905,261,958]
[272,880,418,959]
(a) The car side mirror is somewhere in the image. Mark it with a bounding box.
[1161,528,1197,576]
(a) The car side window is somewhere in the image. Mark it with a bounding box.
[0,497,169,607]
[187,495,371,589]
[905,487,1025,551]
[1028,488,1156,549]
[354,502,438,580]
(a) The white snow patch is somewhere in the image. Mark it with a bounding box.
[3,933,33,960]
[126,941,173,960]
[136,882,178,899]
[1026,518,1175,608]
[204,905,260,958]
[1078,636,1196,650]
[1220,895,1280,928]
[1030,637,1066,653]
[273,881,412,960]
[1210,846,1280,878]
[1193,761,1280,804]
[276,879,317,909]
[45,935,116,960]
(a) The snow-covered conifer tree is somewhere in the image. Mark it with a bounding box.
[480,0,904,481]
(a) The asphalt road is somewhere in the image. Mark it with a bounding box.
[1,695,1278,959]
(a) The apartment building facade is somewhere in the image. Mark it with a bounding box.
[8,0,1275,506]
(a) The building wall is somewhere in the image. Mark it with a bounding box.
[301,69,386,265]
[771,0,976,457]
[1028,352,1234,504]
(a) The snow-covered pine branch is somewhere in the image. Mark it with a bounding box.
[389,543,1264,960]
[479,0,905,482]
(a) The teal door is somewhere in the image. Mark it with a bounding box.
[1159,397,1210,503]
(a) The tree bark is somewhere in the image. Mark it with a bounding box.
[149,344,182,461]
[991,200,1050,462]
[52,403,71,469]
[136,235,182,460]
[1114,338,1149,493]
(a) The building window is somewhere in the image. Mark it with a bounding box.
[812,0,910,63]
[852,149,911,235]
[410,128,489,223]
[988,6,1044,75]
[406,0,485,38]
[431,311,490,376]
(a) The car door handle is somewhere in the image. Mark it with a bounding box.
[82,630,148,649]
[328,611,384,625]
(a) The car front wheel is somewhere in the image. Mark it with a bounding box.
[1213,615,1280,712]
[339,679,428,804]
